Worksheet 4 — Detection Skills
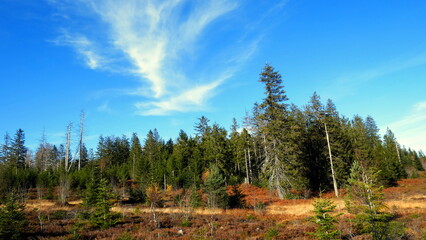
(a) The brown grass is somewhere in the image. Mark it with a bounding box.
[22,176,426,239]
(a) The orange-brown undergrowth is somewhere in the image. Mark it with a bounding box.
[24,177,426,239]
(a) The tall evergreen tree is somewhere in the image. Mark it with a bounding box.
[304,93,330,192]
[229,118,247,183]
[255,64,296,198]
[194,116,210,138]
[167,130,191,188]
[129,133,143,180]
[202,123,232,177]
[141,129,167,187]
[9,129,27,172]
[379,129,406,185]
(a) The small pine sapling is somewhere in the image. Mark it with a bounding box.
[0,194,28,240]
[345,161,405,239]
[89,178,121,229]
[308,195,341,240]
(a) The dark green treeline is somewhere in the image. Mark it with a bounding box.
[0,64,424,202]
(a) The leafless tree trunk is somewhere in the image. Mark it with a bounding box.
[78,111,85,171]
[395,141,401,163]
[65,123,72,172]
[39,129,46,171]
[248,147,253,184]
[244,149,249,184]
[325,122,339,197]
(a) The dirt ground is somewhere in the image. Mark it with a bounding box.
[24,178,426,239]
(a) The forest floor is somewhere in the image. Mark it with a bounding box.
[24,177,426,239]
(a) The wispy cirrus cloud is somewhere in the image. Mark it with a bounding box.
[383,101,426,151]
[50,0,282,115]
[136,74,230,116]
[52,31,104,69]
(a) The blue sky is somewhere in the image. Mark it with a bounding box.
[1,0,425,152]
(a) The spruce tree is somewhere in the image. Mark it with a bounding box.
[308,197,341,240]
[142,129,167,187]
[345,161,403,239]
[304,93,329,192]
[203,164,228,208]
[89,178,120,229]
[379,129,406,185]
[0,194,27,240]
[256,64,293,198]
[9,129,27,172]
[129,133,143,180]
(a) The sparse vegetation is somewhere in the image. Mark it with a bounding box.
[0,194,28,240]
[0,65,425,239]
[308,196,341,240]
[346,161,406,239]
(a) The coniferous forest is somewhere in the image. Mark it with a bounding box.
[1,65,425,239]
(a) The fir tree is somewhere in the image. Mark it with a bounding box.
[308,196,341,240]
[203,164,228,208]
[81,177,120,229]
[89,178,120,229]
[9,129,27,172]
[256,64,293,198]
[345,161,403,239]
[379,129,406,186]
[0,194,28,240]
[129,133,143,180]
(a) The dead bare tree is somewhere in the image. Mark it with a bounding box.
[65,123,72,172]
[78,111,85,171]
[324,122,339,197]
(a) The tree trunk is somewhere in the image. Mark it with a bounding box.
[325,122,339,197]
[65,123,72,172]
[244,148,249,184]
[78,111,85,171]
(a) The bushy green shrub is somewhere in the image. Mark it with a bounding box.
[265,228,279,239]
[346,161,406,239]
[76,177,121,230]
[308,197,341,240]
[203,165,228,208]
[0,194,27,240]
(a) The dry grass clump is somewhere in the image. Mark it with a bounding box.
[20,176,426,239]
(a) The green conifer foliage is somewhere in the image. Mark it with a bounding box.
[203,164,228,208]
[379,129,407,186]
[345,161,404,239]
[83,178,120,229]
[256,64,294,198]
[0,194,27,240]
[308,197,341,240]
[129,133,143,180]
[167,130,191,188]
[9,129,27,172]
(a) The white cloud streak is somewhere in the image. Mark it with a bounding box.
[136,75,229,116]
[53,31,103,69]
[383,101,426,151]
[85,0,237,99]
[50,0,280,115]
